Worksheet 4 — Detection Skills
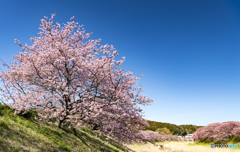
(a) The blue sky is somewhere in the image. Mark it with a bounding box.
[0,0,240,126]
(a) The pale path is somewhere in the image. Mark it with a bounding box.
[126,141,240,152]
[126,142,168,152]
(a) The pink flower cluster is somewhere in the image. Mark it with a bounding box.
[0,14,154,144]
[192,121,240,143]
[138,130,178,142]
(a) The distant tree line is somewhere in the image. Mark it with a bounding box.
[144,120,204,136]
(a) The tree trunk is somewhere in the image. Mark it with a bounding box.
[58,119,64,128]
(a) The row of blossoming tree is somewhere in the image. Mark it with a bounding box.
[192,121,240,144]
[135,130,195,144]
[144,120,240,144]
[0,13,154,144]
[139,130,178,142]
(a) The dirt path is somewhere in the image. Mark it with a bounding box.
[126,142,168,152]
[126,141,240,152]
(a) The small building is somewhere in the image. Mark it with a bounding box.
[184,134,193,141]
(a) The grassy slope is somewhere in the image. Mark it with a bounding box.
[0,104,133,152]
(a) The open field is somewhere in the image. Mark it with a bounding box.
[126,141,240,152]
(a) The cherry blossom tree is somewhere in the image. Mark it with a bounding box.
[0,13,153,144]
[192,121,240,144]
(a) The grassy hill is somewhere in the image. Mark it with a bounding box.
[0,104,133,152]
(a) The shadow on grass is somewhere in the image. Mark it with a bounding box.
[0,116,134,152]
[0,104,134,152]
[62,127,121,152]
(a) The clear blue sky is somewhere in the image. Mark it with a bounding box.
[0,0,240,126]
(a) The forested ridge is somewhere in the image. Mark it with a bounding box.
[144,120,204,136]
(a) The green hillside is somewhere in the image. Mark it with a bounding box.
[144,120,204,136]
[0,104,133,152]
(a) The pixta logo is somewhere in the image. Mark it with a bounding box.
[210,143,238,148]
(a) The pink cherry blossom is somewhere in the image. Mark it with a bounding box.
[192,121,240,143]
[0,14,153,144]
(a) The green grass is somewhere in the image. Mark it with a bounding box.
[0,104,134,152]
